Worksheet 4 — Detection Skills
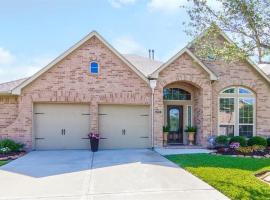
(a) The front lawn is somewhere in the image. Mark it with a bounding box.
[167,154,270,200]
[0,161,8,166]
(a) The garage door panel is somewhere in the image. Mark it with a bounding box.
[99,105,150,149]
[34,104,90,150]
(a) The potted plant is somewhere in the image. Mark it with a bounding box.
[88,132,100,152]
[163,125,170,146]
[185,126,197,145]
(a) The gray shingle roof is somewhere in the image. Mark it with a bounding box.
[0,78,28,93]
[0,54,163,93]
[123,54,163,76]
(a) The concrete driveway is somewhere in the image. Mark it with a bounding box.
[0,149,228,200]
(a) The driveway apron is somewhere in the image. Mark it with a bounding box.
[0,149,228,200]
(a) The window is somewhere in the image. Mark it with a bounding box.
[219,87,255,137]
[187,105,192,126]
[163,88,191,100]
[90,61,99,74]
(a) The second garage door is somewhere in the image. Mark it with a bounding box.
[99,105,150,149]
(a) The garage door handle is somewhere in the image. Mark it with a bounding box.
[140,136,149,138]
[35,137,45,140]
[122,129,126,135]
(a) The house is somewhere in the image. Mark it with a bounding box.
[0,29,270,150]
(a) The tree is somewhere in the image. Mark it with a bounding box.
[183,0,270,64]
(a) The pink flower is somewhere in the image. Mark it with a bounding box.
[230,142,240,149]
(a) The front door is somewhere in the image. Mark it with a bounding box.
[167,105,183,144]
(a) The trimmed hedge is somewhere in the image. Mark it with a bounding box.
[215,135,229,147]
[247,136,267,147]
[229,136,247,147]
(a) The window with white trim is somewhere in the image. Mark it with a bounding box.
[219,87,255,137]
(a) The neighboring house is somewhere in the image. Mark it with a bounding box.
[0,29,270,150]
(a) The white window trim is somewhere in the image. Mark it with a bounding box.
[218,87,256,137]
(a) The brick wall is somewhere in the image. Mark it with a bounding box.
[153,53,212,147]
[0,36,151,149]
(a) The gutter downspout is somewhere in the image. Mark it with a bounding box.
[149,79,157,150]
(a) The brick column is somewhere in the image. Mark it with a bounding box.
[90,102,98,133]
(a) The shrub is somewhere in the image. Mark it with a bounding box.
[0,147,11,154]
[215,135,229,147]
[229,136,247,147]
[237,146,253,155]
[236,145,266,155]
[267,137,270,147]
[0,139,24,152]
[252,145,266,152]
[247,136,267,147]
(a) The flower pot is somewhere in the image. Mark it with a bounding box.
[188,132,195,145]
[90,138,99,152]
[163,132,168,146]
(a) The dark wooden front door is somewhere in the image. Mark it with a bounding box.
[167,105,183,144]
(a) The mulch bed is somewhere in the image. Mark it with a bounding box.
[0,151,26,161]
[212,147,270,158]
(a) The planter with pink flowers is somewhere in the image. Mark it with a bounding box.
[88,132,100,152]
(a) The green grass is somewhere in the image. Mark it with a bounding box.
[167,154,270,200]
[0,160,8,166]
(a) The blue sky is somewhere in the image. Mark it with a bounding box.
[0,0,195,82]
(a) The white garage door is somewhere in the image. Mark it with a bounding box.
[34,104,90,150]
[99,105,150,149]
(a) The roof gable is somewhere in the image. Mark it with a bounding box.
[186,27,270,85]
[11,31,149,95]
[150,47,218,80]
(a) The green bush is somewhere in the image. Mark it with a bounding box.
[247,136,267,147]
[215,135,229,147]
[229,136,247,147]
[0,139,24,152]
[185,126,197,132]
[267,137,270,147]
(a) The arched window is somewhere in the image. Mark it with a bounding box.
[163,88,191,100]
[90,61,99,74]
[219,87,255,137]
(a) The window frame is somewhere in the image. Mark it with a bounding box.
[90,61,99,74]
[218,87,256,137]
[163,88,191,101]
[187,105,193,127]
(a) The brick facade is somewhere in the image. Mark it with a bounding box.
[0,33,270,150]
[0,36,151,149]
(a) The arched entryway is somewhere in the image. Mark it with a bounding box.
[163,81,202,145]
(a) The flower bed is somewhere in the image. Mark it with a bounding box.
[210,135,270,158]
[0,151,26,161]
[212,147,270,158]
[0,139,26,161]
